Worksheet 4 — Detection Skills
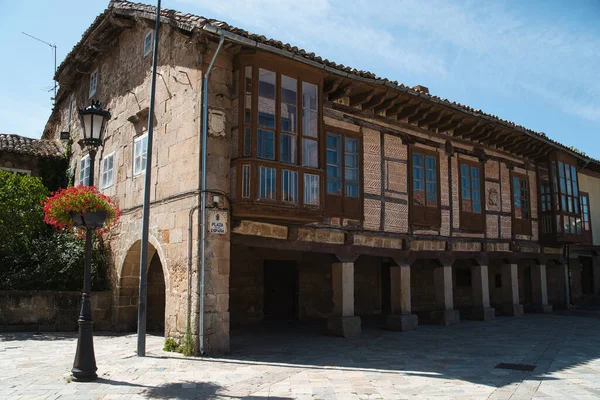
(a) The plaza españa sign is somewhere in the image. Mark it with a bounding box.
[208,210,227,234]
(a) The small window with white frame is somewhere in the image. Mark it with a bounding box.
[89,70,98,98]
[79,155,91,185]
[144,30,153,57]
[101,152,115,189]
[133,133,148,176]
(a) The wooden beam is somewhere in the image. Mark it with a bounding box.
[417,110,443,128]
[452,121,480,138]
[470,126,498,142]
[487,130,518,146]
[323,78,342,95]
[436,116,464,132]
[426,113,452,130]
[501,136,532,152]
[407,107,432,124]
[362,92,388,112]
[349,90,376,107]
[461,123,490,140]
[385,99,412,118]
[373,95,400,114]
[110,16,135,28]
[396,104,422,120]
[328,84,354,102]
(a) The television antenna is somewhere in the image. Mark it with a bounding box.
[22,31,58,105]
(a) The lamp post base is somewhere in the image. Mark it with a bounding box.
[71,319,98,381]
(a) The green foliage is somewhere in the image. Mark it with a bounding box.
[182,323,193,356]
[0,171,109,291]
[163,338,180,352]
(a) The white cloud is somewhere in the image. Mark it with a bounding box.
[174,0,599,125]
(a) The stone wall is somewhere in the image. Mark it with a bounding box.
[0,152,41,176]
[0,291,112,332]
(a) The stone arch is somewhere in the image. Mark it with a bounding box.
[115,238,169,333]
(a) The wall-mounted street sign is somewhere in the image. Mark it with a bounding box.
[208,210,227,234]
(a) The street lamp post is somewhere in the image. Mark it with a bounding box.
[71,100,110,382]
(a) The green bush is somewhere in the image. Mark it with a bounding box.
[163,338,180,352]
[0,171,109,291]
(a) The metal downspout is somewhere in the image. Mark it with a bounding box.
[199,33,225,355]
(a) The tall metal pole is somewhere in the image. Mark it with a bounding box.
[137,0,161,357]
[72,149,98,381]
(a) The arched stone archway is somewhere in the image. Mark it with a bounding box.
[116,240,167,334]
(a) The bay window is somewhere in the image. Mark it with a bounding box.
[410,147,440,227]
[580,192,593,243]
[232,53,324,221]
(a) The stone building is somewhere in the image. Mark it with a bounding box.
[43,0,600,354]
[0,133,63,177]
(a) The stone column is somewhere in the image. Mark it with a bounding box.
[531,263,553,313]
[500,264,524,316]
[385,263,418,331]
[469,264,495,321]
[430,263,460,325]
[327,261,361,337]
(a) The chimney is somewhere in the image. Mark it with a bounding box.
[412,85,429,94]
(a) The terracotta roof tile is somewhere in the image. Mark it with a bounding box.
[0,134,63,158]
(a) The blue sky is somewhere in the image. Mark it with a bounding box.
[1,0,599,158]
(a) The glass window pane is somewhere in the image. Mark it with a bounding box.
[280,133,297,163]
[461,164,469,177]
[461,176,470,191]
[280,75,297,133]
[327,179,341,195]
[258,166,276,200]
[242,165,250,198]
[413,154,423,166]
[257,129,275,160]
[345,138,358,153]
[258,69,276,129]
[302,138,318,168]
[304,174,319,206]
[302,82,318,137]
[346,183,359,198]
[425,156,436,169]
[282,169,298,203]
[472,202,481,213]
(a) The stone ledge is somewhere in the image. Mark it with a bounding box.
[385,314,418,331]
[327,316,361,338]
[232,220,288,239]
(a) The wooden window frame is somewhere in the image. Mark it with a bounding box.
[458,157,484,232]
[580,191,593,244]
[324,125,363,220]
[548,152,584,241]
[510,171,532,236]
[409,146,441,228]
[232,52,325,222]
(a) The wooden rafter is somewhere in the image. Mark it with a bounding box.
[323,78,342,95]
[407,107,433,124]
[417,110,442,128]
[426,113,452,130]
[373,95,400,114]
[452,121,480,138]
[470,126,498,142]
[349,90,376,107]
[461,123,490,139]
[362,92,388,112]
[385,99,413,118]
[396,104,422,120]
[501,136,532,152]
[487,130,517,147]
[328,83,354,102]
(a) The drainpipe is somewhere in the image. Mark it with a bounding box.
[186,204,200,347]
[199,33,225,355]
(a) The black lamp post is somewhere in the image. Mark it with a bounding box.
[71,100,110,382]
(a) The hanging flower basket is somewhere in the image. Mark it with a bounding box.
[43,186,121,234]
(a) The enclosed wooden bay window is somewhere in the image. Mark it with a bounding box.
[459,158,484,231]
[537,152,588,243]
[232,53,324,221]
[410,147,440,227]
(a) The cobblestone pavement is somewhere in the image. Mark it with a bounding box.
[2,312,600,399]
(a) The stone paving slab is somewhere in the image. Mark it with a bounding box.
[2,313,600,399]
